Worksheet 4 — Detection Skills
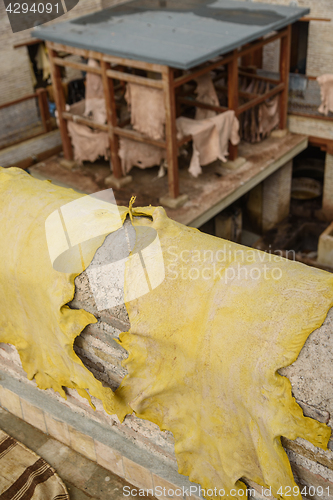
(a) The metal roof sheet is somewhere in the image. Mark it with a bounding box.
[33,0,310,69]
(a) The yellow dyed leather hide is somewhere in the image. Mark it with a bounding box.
[1,167,333,500]
[0,167,130,419]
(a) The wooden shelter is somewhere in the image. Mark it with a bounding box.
[33,0,309,203]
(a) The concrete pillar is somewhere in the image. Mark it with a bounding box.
[215,208,242,242]
[317,221,333,268]
[262,160,292,232]
[246,160,292,233]
[323,153,333,220]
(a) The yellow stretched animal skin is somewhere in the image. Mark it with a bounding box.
[118,208,333,500]
[0,167,130,419]
[1,167,333,500]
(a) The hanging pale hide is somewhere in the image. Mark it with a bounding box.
[125,83,166,140]
[84,58,106,125]
[195,74,220,120]
[176,110,240,177]
[317,74,333,116]
[118,137,165,175]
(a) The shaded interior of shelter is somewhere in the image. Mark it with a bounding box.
[236,145,331,269]
[72,0,285,27]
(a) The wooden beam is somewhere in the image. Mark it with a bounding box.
[177,97,228,113]
[174,53,234,88]
[62,112,108,131]
[228,50,239,161]
[214,85,260,100]
[308,136,333,155]
[46,41,166,74]
[106,69,164,88]
[174,30,287,89]
[163,67,179,199]
[101,60,123,179]
[36,88,52,133]
[62,111,167,148]
[238,29,288,59]
[279,24,291,129]
[53,56,164,88]
[239,70,280,85]
[53,57,102,74]
[48,48,73,160]
[14,39,42,49]
[300,16,331,22]
[289,112,333,122]
[114,127,166,148]
[237,83,285,116]
[0,93,37,110]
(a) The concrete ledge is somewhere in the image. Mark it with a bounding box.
[0,369,201,497]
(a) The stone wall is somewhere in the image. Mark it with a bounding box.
[248,0,333,77]
[0,0,128,144]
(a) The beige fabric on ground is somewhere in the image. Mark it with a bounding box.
[125,83,166,140]
[67,121,109,165]
[317,74,333,115]
[119,137,165,175]
[84,58,106,125]
[0,429,69,499]
[176,111,240,177]
[195,74,220,120]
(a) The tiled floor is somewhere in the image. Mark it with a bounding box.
[0,406,151,500]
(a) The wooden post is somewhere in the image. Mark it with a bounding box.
[228,50,239,161]
[100,60,122,179]
[279,25,291,130]
[48,47,73,160]
[163,66,179,199]
[36,88,52,133]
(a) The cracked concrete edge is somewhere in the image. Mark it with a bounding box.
[0,368,199,493]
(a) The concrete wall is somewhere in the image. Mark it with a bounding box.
[249,0,333,78]
[0,0,128,144]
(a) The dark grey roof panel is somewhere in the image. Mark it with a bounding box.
[33,0,310,70]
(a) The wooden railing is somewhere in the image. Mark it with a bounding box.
[0,88,54,150]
